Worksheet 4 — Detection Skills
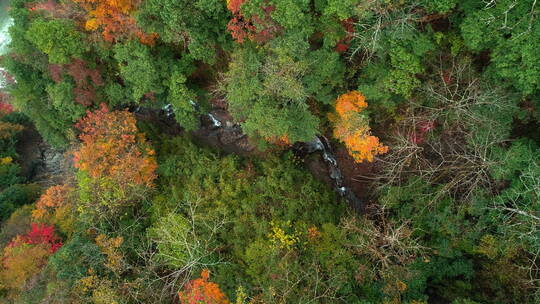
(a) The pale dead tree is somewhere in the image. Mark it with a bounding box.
[342,215,428,274]
[349,0,418,63]
[372,57,516,204]
[480,0,538,37]
[258,252,349,304]
[340,214,428,301]
[136,199,227,303]
[487,160,540,295]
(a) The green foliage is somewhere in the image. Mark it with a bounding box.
[489,140,540,252]
[113,40,166,102]
[0,112,31,126]
[25,18,87,64]
[421,0,458,13]
[47,235,105,285]
[223,44,341,143]
[357,29,434,113]
[460,0,540,95]
[136,0,230,63]
[0,163,24,190]
[1,54,72,148]
[168,68,200,130]
[304,49,345,104]
[46,81,86,123]
[384,46,424,98]
[152,136,347,299]
[321,0,359,20]
[0,184,40,222]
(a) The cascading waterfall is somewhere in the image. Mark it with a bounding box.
[155,103,364,212]
[298,136,364,212]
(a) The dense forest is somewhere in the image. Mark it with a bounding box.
[0,0,539,303]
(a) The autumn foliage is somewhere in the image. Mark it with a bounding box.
[73,104,157,188]
[178,269,230,304]
[0,121,24,139]
[11,223,63,253]
[0,97,13,115]
[32,184,75,234]
[49,59,103,107]
[0,242,50,291]
[330,91,388,162]
[335,18,355,53]
[28,0,71,19]
[226,0,279,44]
[265,134,292,147]
[0,224,61,292]
[95,234,124,273]
[73,0,157,44]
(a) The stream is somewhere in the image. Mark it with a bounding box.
[0,0,13,88]
[136,104,364,213]
[0,1,364,210]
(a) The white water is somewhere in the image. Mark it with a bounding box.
[0,0,12,89]
[0,18,12,56]
[0,0,11,56]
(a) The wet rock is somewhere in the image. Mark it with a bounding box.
[219,127,245,145]
[208,113,222,128]
[296,136,364,213]
[210,109,234,125]
[302,137,324,154]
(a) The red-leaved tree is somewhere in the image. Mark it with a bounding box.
[11,223,63,253]
[49,59,103,107]
[335,18,355,53]
[0,224,62,293]
[226,0,280,44]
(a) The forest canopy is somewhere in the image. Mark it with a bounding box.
[0,0,539,303]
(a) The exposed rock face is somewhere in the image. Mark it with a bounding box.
[192,110,255,155]
[33,146,69,186]
[16,127,70,187]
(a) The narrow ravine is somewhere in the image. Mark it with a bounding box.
[136,104,365,212]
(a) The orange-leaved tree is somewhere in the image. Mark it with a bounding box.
[72,0,157,44]
[73,104,157,211]
[178,269,230,304]
[73,103,157,188]
[330,91,388,163]
[32,184,75,235]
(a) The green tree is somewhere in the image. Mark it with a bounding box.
[460,0,540,95]
[113,40,166,102]
[136,0,230,63]
[25,18,87,64]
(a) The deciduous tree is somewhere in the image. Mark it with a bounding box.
[178,269,230,304]
[25,18,87,64]
[330,91,388,162]
[0,223,62,292]
[73,103,157,188]
[73,0,157,44]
